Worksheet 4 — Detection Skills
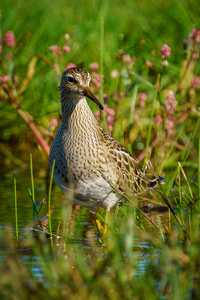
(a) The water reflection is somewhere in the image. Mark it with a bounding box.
[0,222,160,281]
[0,165,178,282]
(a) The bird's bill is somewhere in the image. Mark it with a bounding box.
[83,86,104,110]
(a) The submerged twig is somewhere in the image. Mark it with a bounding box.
[154,185,190,241]
[28,189,43,229]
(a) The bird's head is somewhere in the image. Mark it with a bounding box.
[59,67,104,110]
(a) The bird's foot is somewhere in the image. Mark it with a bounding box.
[95,219,107,240]
[92,212,108,242]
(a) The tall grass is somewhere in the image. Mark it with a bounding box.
[144,74,160,165]
[13,171,18,242]
[199,129,200,211]
[48,159,55,250]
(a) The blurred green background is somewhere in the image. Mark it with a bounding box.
[1,0,199,143]
[0,1,200,299]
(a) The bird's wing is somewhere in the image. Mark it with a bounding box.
[101,132,159,195]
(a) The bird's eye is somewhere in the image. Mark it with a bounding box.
[66,76,75,83]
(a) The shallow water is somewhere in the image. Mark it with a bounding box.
[0,155,186,282]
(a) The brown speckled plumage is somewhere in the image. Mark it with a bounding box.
[49,68,160,212]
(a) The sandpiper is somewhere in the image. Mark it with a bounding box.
[49,67,161,236]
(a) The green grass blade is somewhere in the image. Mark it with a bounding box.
[30,153,35,227]
[181,117,200,164]
[48,159,55,250]
[159,122,185,177]
[128,83,139,153]
[98,168,165,235]
[144,74,160,165]
[99,17,107,133]
[129,70,155,88]
[120,206,145,234]
[199,126,200,211]
[14,172,18,242]
[28,188,43,229]
[30,153,35,203]
[178,161,193,199]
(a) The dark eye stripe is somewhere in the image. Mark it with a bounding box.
[66,76,75,83]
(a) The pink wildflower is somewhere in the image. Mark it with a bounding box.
[192,77,200,89]
[104,104,115,131]
[89,62,99,71]
[166,90,177,103]
[106,115,115,123]
[145,60,153,68]
[4,31,15,47]
[4,54,13,61]
[95,81,101,88]
[65,63,76,69]
[92,79,101,88]
[160,44,171,59]
[108,108,115,117]
[193,53,199,60]
[95,73,101,81]
[139,92,147,107]
[0,45,2,54]
[154,116,163,124]
[63,46,71,53]
[104,104,109,115]
[165,91,177,115]
[191,28,200,43]
[92,73,102,88]
[13,76,18,87]
[166,119,174,129]
[161,60,169,67]
[0,75,9,82]
[110,70,119,78]
[166,119,175,135]
[49,45,60,52]
[107,124,113,131]
[49,118,58,131]
[122,54,132,63]
[94,111,101,121]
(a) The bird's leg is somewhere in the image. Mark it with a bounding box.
[92,211,108,240]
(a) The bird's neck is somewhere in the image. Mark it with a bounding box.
[60,96,101,135]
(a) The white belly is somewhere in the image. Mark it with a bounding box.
[54,173,122,212]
